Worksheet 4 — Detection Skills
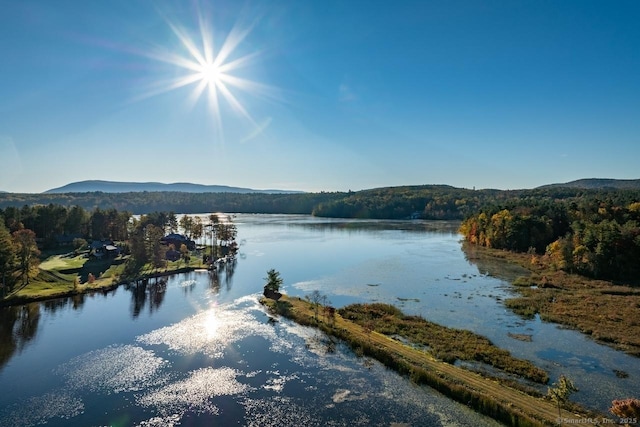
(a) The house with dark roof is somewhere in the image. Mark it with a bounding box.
[160,233,196,250]
[90,240,120,258]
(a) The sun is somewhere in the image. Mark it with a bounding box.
[135,5,278,142]
[199,61,223,88]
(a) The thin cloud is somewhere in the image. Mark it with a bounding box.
[338,83,357,102]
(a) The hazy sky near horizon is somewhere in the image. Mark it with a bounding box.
[1,0,639,193]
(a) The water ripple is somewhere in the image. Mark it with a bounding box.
[137,367,251,416]
[56,344,169,394]
[0,392,84,427]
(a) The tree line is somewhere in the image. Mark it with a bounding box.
[0,191,343,215]
[3,186,638,221]
[0,186,506,219]
[2,186,639,285]
[1,204,131,245]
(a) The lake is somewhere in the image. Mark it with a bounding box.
[0,214,638,426]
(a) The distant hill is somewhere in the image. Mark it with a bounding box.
[537,178,640,190]
[44,180,302,194]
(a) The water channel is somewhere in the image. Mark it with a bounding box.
[0,214,638,426]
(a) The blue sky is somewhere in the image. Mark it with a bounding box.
[1,0,639,193]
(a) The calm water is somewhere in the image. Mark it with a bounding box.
[0,214,638,426]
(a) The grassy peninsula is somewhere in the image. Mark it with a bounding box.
[1,251,203,305]
[261,294,598,426]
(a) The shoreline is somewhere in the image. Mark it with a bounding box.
[261,294,599,426]
[0,266,198,307]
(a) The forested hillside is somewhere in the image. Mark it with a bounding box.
[1,186,639,224]
[460,189,640,282]
[311,185,507,219]
[537,178,640,190]
[0,192,342,215]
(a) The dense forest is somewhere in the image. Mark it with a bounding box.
[460,189,640,282]
[311,185,508,219]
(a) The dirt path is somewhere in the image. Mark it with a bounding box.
[272,295,594,426]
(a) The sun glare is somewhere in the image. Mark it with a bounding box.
[204,310,219,339]
[135,5,278,142]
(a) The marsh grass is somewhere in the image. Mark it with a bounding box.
[475,247,640,356]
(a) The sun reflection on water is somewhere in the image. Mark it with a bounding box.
[204,308,220,339]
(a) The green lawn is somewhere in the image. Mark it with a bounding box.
[39,253,88,271]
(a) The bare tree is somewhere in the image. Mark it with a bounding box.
[306,290,324,321]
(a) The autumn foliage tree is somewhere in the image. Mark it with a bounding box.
[610,398,640,425]
[12,229,40,285]
[461,196,640,282]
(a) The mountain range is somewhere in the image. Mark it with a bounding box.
[1,178,638,195]
[44,180,303,194]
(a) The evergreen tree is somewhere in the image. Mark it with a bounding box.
[263,269,283,295]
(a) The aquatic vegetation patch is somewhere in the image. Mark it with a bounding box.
[261,295,588,426]
[467,246,640,357]
[262,371,300,393]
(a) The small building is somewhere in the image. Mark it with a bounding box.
[90,240,120,258]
